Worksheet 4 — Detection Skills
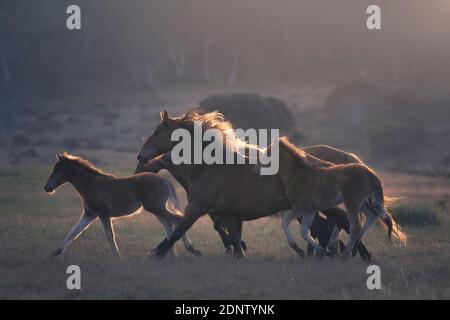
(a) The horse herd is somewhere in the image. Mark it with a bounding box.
[44,109,407,262]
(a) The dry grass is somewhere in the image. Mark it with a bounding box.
[1,166,450,299]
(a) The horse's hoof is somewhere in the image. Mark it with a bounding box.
[144,248,166,260]
[145,248,157,257]
[191,249,202,258]
[47,248,62,258]
[364,253,375,264]
[327,246,339,258]
[297,250,306,258]
[291,244,306,257]
[241,240,247,251]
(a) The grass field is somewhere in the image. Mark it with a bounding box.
[1,165,449,299]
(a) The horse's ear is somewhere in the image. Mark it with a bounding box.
[56,153,62,160]
[160,110,169,122]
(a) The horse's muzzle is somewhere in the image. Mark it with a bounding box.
[44,185,53,193]
[137,154,149,164]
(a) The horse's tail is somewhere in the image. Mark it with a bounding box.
[165,181,183,217]
[368,171,407,244]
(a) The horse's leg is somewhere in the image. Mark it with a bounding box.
[210,215,232,254]
[222,217,245,259]
[48,210,96,257]
[299,211,333,257]
[352,210,378,255]
[150,205,202,257]
[181,231,201,257]
[306,243,315,257]
[322,206,373,261]
[309,214,336,258]
[154,215,177,257]
[341,200,369,259]
[99,216,120,258]
[150,203,206,258]
[356,238,373,263]
[281,210,305,257]
[213,215,247,254]
[297,216,315,257]
[356,202,379,262]
[326,226,343,255]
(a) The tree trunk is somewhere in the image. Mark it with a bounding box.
[228,48,240,84]
[202,38,212,81]
[2,54,10,84]
[168,43,186,77]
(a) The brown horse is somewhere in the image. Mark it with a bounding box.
[44,153,201,258]
[254,137,407,258]
[135,151,372,260]
[135,154,247,254]
[136,110,393,259]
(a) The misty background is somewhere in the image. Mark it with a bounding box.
[1,0,449,176]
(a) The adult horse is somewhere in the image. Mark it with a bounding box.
[136,110,403,258]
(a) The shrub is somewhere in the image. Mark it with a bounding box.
[199,93,302,142]
[391,202,441,227]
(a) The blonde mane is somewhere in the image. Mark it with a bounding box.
[174,108,262,156]
[278,137,309,167]
[59,153,112,176]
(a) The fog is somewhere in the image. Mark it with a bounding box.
[1,0,450,97]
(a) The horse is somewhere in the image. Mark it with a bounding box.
[254,137,407,258]
[135,151,372,260]
[136,109,389,259]
[135,154,248,255]
[43,152,201,258]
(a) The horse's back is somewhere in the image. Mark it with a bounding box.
[304,144,363,165]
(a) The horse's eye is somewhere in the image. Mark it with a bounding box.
[143,137,149,143]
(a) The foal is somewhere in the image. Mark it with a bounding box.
[44,153,200,258]
[254,137,406,258]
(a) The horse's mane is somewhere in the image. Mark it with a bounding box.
[59,153,112,176]
[278,137,309,167]
[175,108,234,136]
[174,108,261,156]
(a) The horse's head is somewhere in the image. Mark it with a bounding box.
[44,153,72,193]
[137,110,179,164]
[134,155,164,174]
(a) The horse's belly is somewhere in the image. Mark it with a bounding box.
[313,193,342,212]
[109,203,142,218]
[214,197,289,221]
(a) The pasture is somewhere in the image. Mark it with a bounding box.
[3,1,450,301]
[1,165,449,299]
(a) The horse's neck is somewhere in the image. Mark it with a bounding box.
[279,151,311,184]
[165,164,189,190]
[69,167,99,197]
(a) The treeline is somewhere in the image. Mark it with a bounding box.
[1,0,449,96]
